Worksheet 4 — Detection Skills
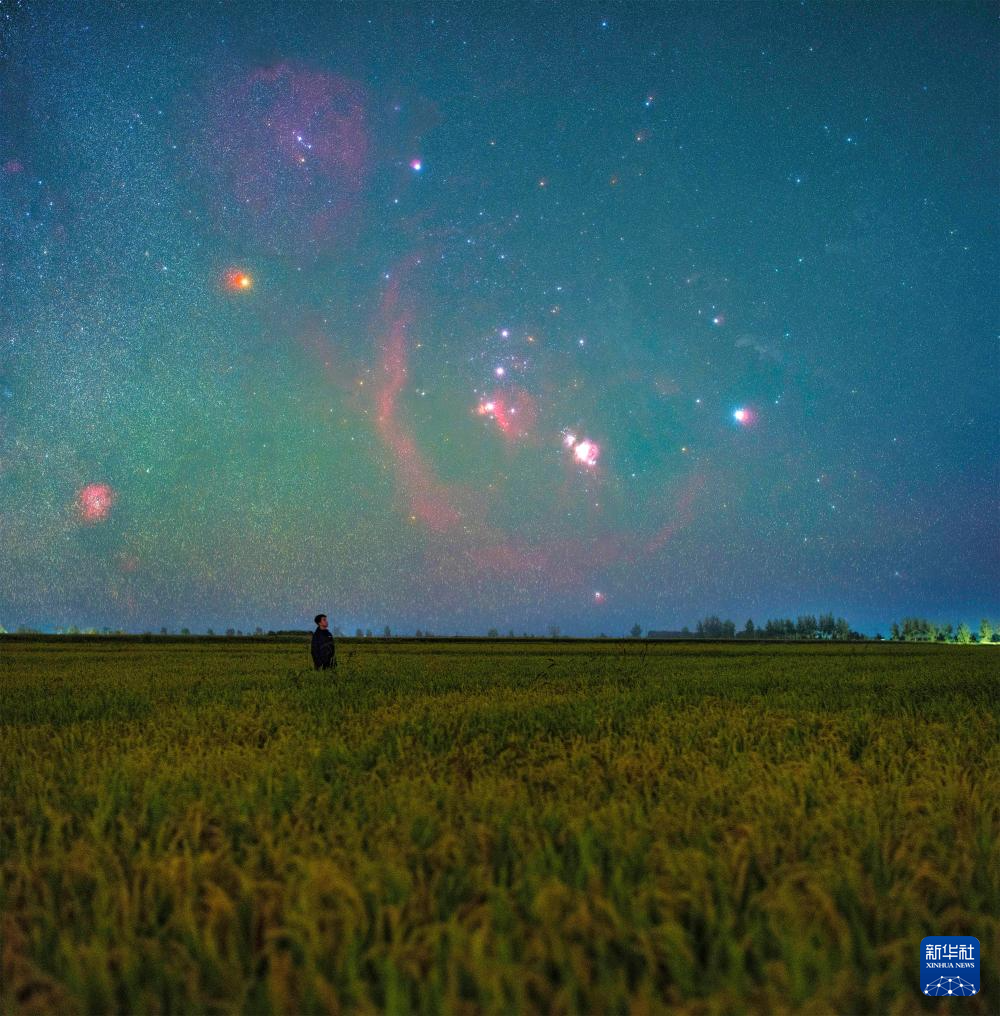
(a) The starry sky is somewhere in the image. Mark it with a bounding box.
[1,1,996,636]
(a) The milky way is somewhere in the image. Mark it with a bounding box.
[0,2,996,634]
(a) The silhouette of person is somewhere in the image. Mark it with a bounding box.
[311,613,337,670]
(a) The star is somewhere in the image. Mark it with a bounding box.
[224,269,253,292]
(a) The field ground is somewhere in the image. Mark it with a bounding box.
[1,638,997,1014]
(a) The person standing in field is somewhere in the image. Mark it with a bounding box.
[311,613,337,671]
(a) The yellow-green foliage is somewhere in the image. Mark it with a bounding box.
[1,639,997,1014]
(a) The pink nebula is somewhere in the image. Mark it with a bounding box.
[76,483,115,523]
[210,63,369,252]
[561,431,599,467]
[374,266,467,532]
[573,439,599,467]
[642,473,705,554]
[370,264,705,589]
[477,387,537,441]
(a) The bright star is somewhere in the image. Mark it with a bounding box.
[224,269,253,292]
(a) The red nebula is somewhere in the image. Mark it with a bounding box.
[641,473,705,555]
[210,63,369,252]
[76,483,115,523]
[370,259,707,588]
[374,265,468,532]
[477,387,538,441]
[3,159,24,174]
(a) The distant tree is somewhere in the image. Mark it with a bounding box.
[365,629,373,638]
[254,627,264,636]
[681,626,691,635]
[696,616,731,638]
[599,632,608,638]
[890,622,900,641]
[237,630,243,637]
[415,629,423,638]
[508,629,515,638]
[160,627,168,636]
[180,627,190,636]
[743,619,756,638]
[819,613,835,638]
[980,619,994,644]
[333,626,343,637]
[956,622,972,644]
[383,626,392,638]
[796,615,818,639]
[355,628,364,638]
[206,628,215,636]
[630,623,642,638]
[834,617,851,641]
[225,628,235,637]
[487,628,499,638]
[938,623,954,643]
[68,625,81,635]
[901,617,935,642]
[547,625,561,638]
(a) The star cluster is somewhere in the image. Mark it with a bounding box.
[0,2,996,634]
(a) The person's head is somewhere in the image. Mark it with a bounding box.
[314,613,328,629]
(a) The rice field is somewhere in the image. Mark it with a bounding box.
[1,637,997,1014]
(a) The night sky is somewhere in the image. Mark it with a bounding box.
[1,1,996,636]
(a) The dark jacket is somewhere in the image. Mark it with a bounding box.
[311,627,335,669]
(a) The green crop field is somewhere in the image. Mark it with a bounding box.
[1,638,997,1014]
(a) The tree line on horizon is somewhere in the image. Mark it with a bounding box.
[638,614,861,640]
[632,614,998,643]
[888,617,998,644]
[2,616,997,642]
